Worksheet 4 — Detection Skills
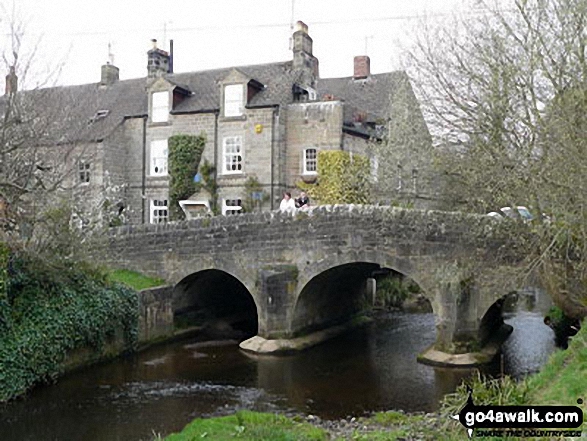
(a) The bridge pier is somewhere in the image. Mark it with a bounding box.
[240,264,373,354]
[255,265,298,339]
[418,264,512,367]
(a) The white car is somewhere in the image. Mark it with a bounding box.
[487,206,534,222]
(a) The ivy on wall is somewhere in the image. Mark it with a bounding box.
[168,134,206,221]
[298,150,372,205]
[0,252,138,402]
[199,160,219,215]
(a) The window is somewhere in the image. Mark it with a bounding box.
[412,168,418,193]
[222,198,242,216]
[396,164,403,190]
[150,199,168,223]
[151,91,169,122]
[78,161,90,183]
[224,84,244,117]
[303,148,317,174]
[150,139,168,176]
[223,136,243,174]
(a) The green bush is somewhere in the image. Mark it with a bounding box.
[0,251,138,402]
[168,134,206,220]
[298,150,371,204]
[375,276,420,309]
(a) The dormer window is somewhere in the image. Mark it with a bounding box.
[224,84,244,117]
[151,91,169,122]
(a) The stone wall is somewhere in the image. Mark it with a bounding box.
[138,285,174,343]
[94,205,531,348]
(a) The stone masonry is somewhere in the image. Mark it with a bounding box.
[96,205,532,356]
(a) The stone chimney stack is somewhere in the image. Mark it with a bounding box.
[100,63,119,86]
[5,66,17,95]
[353,56,370,79]
[147,39,171,78]
[292,21,319,86]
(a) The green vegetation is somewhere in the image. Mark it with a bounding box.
[108,269,165,291]
[164,410,327,441]
[199,159,219,215]
[242,175,269,213]
[375,276,420,309]
[298,150,371,205]
[0,251,138,402]
[168,134,207,220]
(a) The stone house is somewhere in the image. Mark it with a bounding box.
[2,21,432,225]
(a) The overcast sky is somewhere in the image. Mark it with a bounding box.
[3,0,473,88]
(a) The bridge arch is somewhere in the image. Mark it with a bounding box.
[173,269,259,339]
[291,252,437,337]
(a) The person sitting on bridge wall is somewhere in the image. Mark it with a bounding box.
[279,192,296,214]
[295,191,310,210]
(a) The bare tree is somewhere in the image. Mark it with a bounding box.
[0,7,104,256]
[405,0,587,317]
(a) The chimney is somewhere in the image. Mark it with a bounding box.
[100,63,119,86]
[5,66,17,95]
[292,20,319,86]
[353,56,370,80]
[147,39,171,78]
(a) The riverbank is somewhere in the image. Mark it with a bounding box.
[164,321,586,440]
[0,253,149,403]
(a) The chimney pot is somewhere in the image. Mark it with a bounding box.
[354,55,370,79]
[295,21,308,34]
[151,39,158,49]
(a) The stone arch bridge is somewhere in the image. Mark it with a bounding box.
[99,205,532,364]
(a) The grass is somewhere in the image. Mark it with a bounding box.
[164,411,327,441]
[108,269,165,291]
[526,322,587,408]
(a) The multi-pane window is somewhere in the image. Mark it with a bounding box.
[303,148,317,174]
[150,139,168,176]
[223,136,243,174]
[78,161,90,183]
[224,84,244,117]
[150,199,168,223]
[151,91,169,123]
[222,198,242,216]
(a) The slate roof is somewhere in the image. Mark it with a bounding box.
[0,60,409,144]
[317,71,407,124]
[170,61,299,113]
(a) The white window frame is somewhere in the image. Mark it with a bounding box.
[222,198,242,216]
[222,136,243,174]
[150,199,169,224]
[78,160,91,184]
[224,84,244,117]
[150,139,168,176]
[151,91,169,123]
[303,148,318,175]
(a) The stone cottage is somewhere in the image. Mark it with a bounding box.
[2,21,432,225]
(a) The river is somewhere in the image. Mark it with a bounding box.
[0,293,555,441]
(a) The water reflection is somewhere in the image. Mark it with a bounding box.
[0,297,556,441]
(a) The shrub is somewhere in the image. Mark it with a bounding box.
[0,251,138,402]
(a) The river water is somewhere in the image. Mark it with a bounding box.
[0,296,555,441]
